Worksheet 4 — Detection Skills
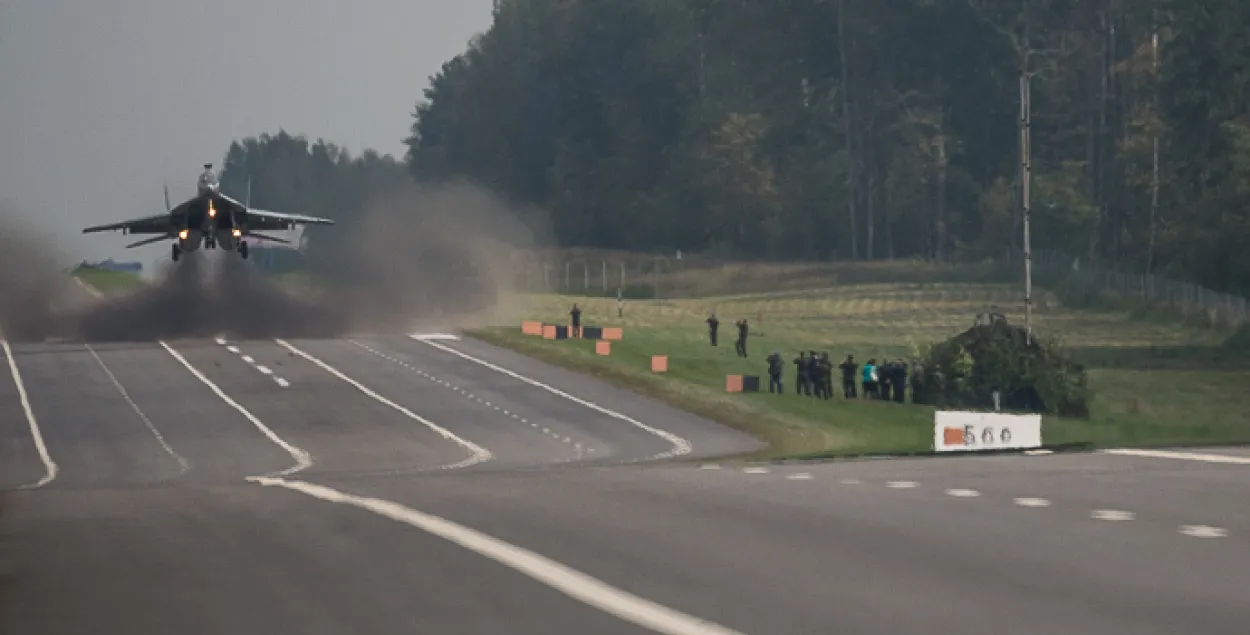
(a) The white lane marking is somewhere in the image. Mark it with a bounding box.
[840,478,861,485]
[248,476,747,635]
[1014,497,1051,508]
[743,467,769,474]
[275,338,491,469]
[1101,448,1250,465]
[886,481,918,489]
[216,338,291,389]
[414,337,692,460]
[2,340,58,488]
[1179,525,1228,538]
[1091,510,1135,521]
[787,472,813,481]
[86,344,189,474]
[701,464,721,470]
[160,341,311,477]
[945,488,981,498]
[411,333,461,341]
[1024,449,1053,456]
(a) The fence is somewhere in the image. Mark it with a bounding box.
[508,248,1249,328]
[1017,249,1249,327]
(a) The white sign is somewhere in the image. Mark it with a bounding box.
[934,410,1042,452]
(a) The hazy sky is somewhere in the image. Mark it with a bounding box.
[0,0,493,265]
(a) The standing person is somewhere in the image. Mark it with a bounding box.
[766,350,784,394]
[878,359,893,403]
[810,350,826,399]
[569,303,582,338]
[839,354,858,398]
[862,358,877,399]
[706,313,720,346]
[892,359,908,403]
[793,351,810,396]
[734,318,749,357]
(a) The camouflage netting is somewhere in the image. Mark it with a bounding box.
[913,313,1091,417]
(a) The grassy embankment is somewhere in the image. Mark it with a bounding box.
[71,266,145,293]
[471,262,1250,460]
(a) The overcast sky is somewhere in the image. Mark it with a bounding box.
[0,0,493,265]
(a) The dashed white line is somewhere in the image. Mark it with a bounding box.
[700,464,721,470]
[1091,510,1135,522]
[787,473,813,481]
[1013,497,1051,508]
[226,345,240,354]
[275,378,290,388]
[349,339,588,454]
[241,355,254,364]
[275,338,490,470]
[840,478,861,485]
[256,365,273,375]
[216,338,290,388]
[886,481,918,489]
[414,336,692,460]
[249,476,746,635]
[1101,448,1250,465]
[2,339,57,488]
[945,488,981,498]
[1179,525,1227,538]
[86,344,189,474]
[743,467,769,474]
[160,340,310,477]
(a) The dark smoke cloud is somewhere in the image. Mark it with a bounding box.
[0,181,547,343]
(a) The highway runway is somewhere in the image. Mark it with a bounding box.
[1,331,1248,633]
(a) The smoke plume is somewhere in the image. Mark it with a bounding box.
[0,180,546,342]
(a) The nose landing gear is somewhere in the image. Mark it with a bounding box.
[171,243,181,262]
[239,241,249,260]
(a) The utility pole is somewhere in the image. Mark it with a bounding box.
[1020,56,1033,343]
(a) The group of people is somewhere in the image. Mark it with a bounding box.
[702,312,920,404]
[764,352,918,403]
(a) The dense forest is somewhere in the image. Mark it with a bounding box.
[224,0,1250,296]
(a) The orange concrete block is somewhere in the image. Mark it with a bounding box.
[725,374,743,393]
[595,340,611,355]
[651,355,668,372]
[542,325,557,339]
[522,321,543,335]
[603,327,623,341]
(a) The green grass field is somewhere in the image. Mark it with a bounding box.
[71,267,145,293]
[472,282,1250,460]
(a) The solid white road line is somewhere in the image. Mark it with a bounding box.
[160,341,311,477]
[413,336,692,460]
[248,476,748,635]
[2,340,57,488]
[274,338,491,470]
[86,344,190,474]
[1101,448,1250,465]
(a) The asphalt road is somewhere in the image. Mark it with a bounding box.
[1,330,1248,634]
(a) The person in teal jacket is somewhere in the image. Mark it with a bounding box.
[861,359,878,399]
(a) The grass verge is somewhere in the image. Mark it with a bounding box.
[468,289,1250,460]
[71,267,144,294]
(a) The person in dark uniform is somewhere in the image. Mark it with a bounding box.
[810,350,826,399]
[878,359,893,402]
[706,313,719,346]
[909,359,925,404]
[793,351,810,396]
[839,354,858,398]
[734,318,749,357]
[766,350,784,394]
[892,358,908,403]
[569,304,582,338]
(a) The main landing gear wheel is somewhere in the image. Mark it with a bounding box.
[171,243,180,262]
[239,241,249,260]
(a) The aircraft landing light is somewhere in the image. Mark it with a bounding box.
[178,229,189,240]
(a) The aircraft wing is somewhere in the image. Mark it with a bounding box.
[82,213,172,235]
[244,208,336,231]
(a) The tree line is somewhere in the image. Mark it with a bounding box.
[223,0,1250,297]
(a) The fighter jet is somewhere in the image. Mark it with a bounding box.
[82,163,335,262]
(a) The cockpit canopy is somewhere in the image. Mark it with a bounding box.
[199,170,218,188]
